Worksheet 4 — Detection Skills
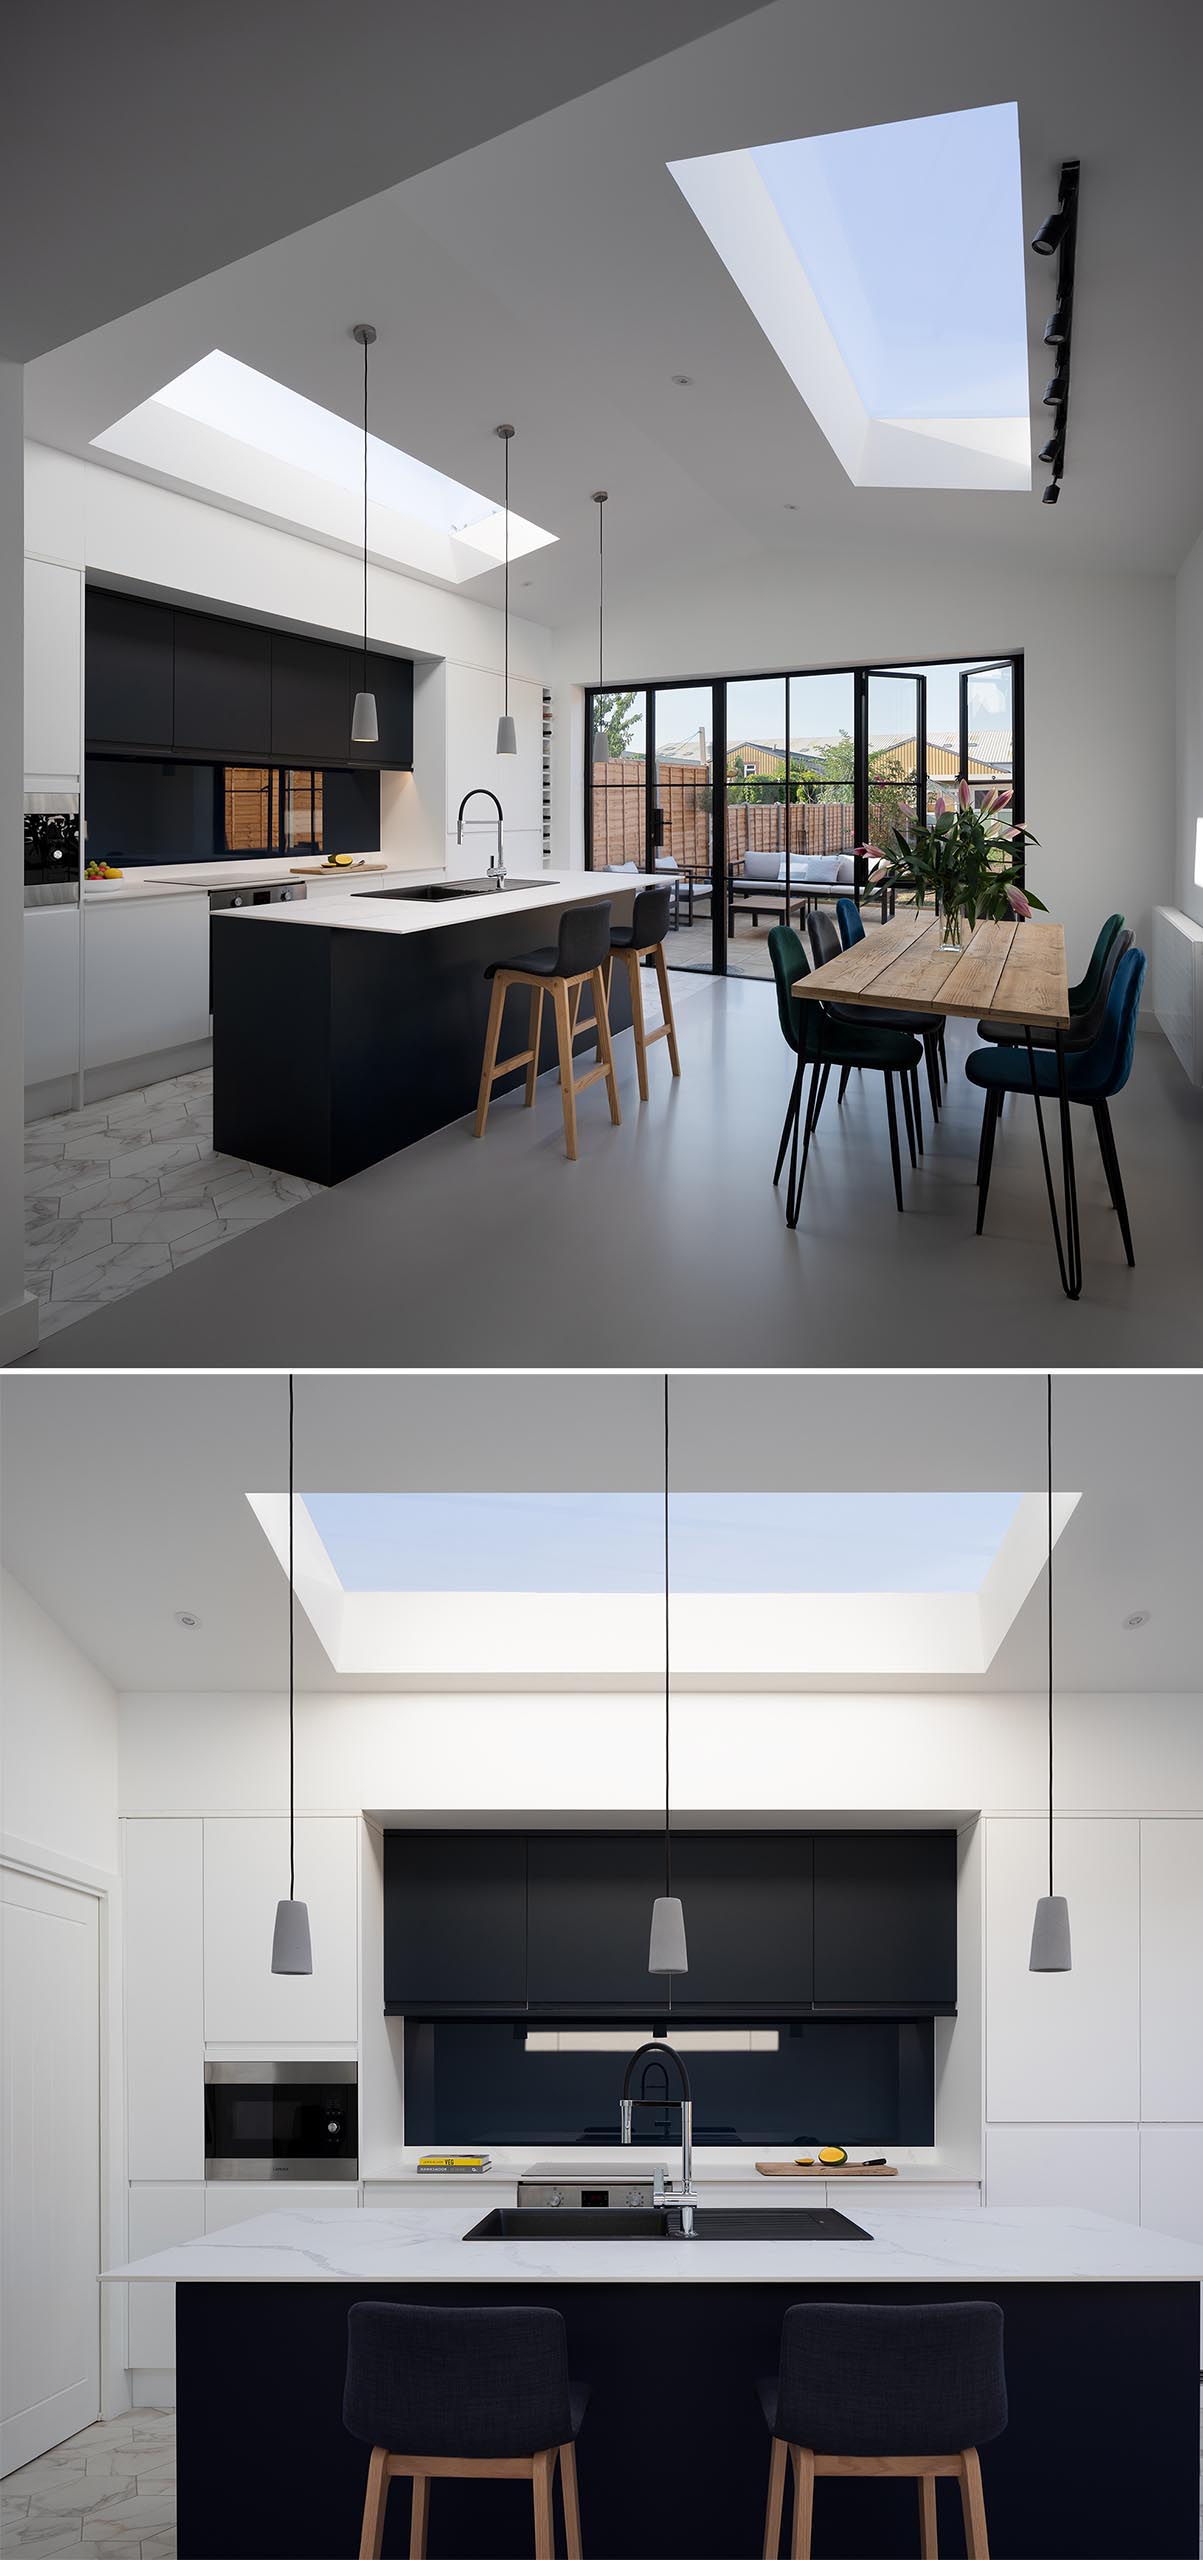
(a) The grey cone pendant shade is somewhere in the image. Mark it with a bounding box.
[271,1374,313,1975]
[350,325,378,747]
[495,424,517,755]
[591,491,611,764]
[649,1373,688,1975]
[1030,1373,1071,1973]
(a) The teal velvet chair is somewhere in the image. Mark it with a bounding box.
[965,947,1146,1264]
[977,913,1126,1047]
[769,925,924,1224]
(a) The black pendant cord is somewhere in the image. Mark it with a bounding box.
[598,497,605,699]
[288,1371,296,1902]
[663,1372,671,1901]
[1046,1370,1054,1901]
[361,332,369,699]
[502,431,509,718]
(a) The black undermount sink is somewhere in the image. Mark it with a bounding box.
[363,877,547,903]
[462,2206,872,2243]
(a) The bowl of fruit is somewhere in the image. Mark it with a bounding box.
[85,861,123,883]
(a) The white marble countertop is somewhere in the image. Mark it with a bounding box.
[103,2203,1203,2288]
[364,2150,978,2188]
[209,868,632,940]
[117,856,410,892]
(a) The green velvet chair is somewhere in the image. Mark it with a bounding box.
[768,925,925,1226]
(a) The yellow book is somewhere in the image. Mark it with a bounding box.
[416,2153,490,2173]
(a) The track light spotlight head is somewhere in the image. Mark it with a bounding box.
[1044,301,1068,345]
[1042,367,1068,408]
[1042,478,1061,506]
[1038,425,1065,467]
[1031,207,1067,256]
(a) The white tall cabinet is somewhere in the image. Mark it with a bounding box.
[24,557,82,784]
[202,1817,358,2045]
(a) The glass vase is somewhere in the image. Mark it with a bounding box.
[936,905,968,953]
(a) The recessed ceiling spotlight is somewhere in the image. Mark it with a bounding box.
[174,1609,202,1630]
[1122,1609,1150,1630]
[670,373,693,386]
[784,501,799,510]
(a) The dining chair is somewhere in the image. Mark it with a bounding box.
[977,913,1127,1049]
[834,898,948,1088]
[768,926,924,1224]
[966,946,1147,1264]
[809,908,944,1128]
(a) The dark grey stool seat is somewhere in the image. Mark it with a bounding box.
[475,898,620,1160]
[344,2300,586,2559]
[762,2299,1006,2560]
[580,882,681,1101]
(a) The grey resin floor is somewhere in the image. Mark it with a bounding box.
[3,2408,175,2557]
[23,973,1203,1372]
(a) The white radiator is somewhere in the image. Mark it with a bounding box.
[1152,906,1203,1084]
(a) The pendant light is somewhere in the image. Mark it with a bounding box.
[649,1374,688,1974]
[591,489,611,765]
[271,1374,313,1974]
[495,423,517,755]
[350,323,378,746]
[1030,1373,1071,1972]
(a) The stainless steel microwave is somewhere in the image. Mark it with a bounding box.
[203,2060,358,2181]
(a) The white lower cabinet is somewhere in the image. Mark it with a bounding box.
[1139,2126,1203,2246]
[84,893,210,1070]
[985,2124,1139,2221]
[984,1817,1140,2122]
[1139,1821,1203,2118]
[851,2182,982,2211]
[203,2182,362,2232]
[125,1820,204,2181]
[24,904,80,1085]
[127,2184,206,2372]
[202,1816,358,2045]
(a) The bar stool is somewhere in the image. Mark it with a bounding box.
[344,2300,587,2560]
[475,899,620,1161]
[760,2299,1006,2560]
[573,883,681,1101]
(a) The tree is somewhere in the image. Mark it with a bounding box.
[592,691,640,760]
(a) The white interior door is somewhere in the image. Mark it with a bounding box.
[1,1867,101,2473]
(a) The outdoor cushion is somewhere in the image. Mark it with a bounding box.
[835,855,857,884]
[795,856,842,882]
[743,848,782,883]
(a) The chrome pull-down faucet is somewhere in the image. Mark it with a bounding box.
[620,2040,697,2235]
[456,789,505,887]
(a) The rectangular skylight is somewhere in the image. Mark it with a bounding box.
[302,1490,1022,1595]
[92,350,557,584]
[668,104,1031,490]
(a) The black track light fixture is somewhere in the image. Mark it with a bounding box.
[1042,364,1068,408]
[1031,206,1067,257]
[1041,479,1061,506]
[1043,300,1069,346]
[1038,426,1065,470]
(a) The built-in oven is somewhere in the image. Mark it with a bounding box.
[203,2060,358,2180]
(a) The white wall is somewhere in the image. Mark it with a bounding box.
[1175,526,1203,928]
[550,546,1177,969]
[1,1568,119,1874]
[24,442,551,873]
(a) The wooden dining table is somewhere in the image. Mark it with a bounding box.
[793,915,1083,1297]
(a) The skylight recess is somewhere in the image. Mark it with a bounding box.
[92,350,557,584]
[669,104,1031,490]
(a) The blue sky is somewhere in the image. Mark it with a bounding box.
[304,1492,1022,1594]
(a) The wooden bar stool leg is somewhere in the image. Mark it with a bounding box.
[653,942,681,1076]
[531,2448,556,2560]
[595,954,614,1063]
[358,2445,390,2560]
[559,2440,583,2560]
[958,2449,989,2560]
[552,979,579,1159]
[918,2472,939,2559]
[789,2446,814,2560]
[524,986,544,1107]
[474,979,506,1137]
[626,949,650,1101]
[592,967,622,1125]
[408,2470,430,2560]
[762,2436,787,2560]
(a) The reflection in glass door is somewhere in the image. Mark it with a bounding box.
[865,670,926,861]
[648,684,715,973]
[960,661,1015,809]
[589,688,648,871]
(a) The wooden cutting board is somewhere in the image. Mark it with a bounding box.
[289,861,389,877]
[755,2161,899,2177]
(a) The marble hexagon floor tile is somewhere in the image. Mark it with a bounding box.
[24,1068,323,1339]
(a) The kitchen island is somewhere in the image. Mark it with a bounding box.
[106,2202,1203,2558]
[210,869,637,1186]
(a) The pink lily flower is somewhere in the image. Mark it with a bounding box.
[1003,824,1024,840]
[1006,887,1033,920]
[933,793,947,817]
[992,787,1012,810]
[957,777,971,809]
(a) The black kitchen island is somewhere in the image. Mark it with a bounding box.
[108,2201,1203,2560]
[210,871,637,1187]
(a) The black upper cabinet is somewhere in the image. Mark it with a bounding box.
[174,611,271,760]
[348,652,414,770]
[384,1833,526,2012]
[527,1835,664,2008]
[668,1835,814,2009]
[270,632,350,765]
[85,589,174,752]
[813,1832,957,2008]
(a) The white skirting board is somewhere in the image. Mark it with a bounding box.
[1152,905,1203,1082]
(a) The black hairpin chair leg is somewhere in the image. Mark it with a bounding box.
[883,1073,905,1212]
[1093,1098,1135,1264]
